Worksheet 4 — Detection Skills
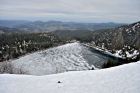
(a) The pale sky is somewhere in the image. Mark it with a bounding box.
[0,0,140,23]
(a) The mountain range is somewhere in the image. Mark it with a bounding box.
[0,20,124,32]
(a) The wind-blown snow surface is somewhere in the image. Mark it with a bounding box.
[0,61,140,93]
[1,42,107,75]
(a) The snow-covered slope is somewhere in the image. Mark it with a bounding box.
[0,61,140,93]
[0,42,107,75]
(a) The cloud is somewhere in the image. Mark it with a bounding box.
[0,0,140,23]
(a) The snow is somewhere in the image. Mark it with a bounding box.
[0,42,108,75]
[0,61,140,93]
[83,43,124,58]
[114,49,139,58]
[83,43,140,59]
[126,28,132,33]
[133,23,140,31]
[114,50,123,58]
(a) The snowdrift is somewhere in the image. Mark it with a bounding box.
[0,61,140,93]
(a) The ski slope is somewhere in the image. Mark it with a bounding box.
[0,61,140,93]
[0,42,107,75]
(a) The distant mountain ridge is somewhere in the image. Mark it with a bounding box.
[0,20,124,32]
[0,20,30,28]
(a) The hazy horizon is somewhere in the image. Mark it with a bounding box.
[0,19,132,24]
[0,0,140,23]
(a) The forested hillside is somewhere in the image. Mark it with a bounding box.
[0,32,66,62]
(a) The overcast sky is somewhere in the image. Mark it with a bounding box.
[0,0,140,23]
